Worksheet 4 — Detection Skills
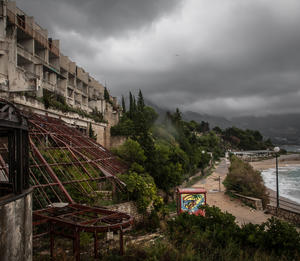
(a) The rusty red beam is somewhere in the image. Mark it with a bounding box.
[30,138,74,204]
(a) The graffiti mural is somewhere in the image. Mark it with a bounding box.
[180,193,205,215]
[177,188,207,216]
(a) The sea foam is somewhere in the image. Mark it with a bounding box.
[261,166,300,204]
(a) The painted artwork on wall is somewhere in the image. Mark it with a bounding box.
[177,188,207,216]
[180,193,205,215]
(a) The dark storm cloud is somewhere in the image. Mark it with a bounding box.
[15,0,181,37]
[15,0,300,117]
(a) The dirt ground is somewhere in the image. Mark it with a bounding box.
[192,158,273,225]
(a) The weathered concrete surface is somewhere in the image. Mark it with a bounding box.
[107,201,143,223]
[0,192,32,261]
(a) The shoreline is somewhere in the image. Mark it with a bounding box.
[267,188,300,213]
[250,154,300,171]
[250,154,300,212]
[193,158,273,225]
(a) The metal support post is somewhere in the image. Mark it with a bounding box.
[276,154,279,209]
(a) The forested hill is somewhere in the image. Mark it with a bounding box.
[145,99,300,145]
[183,110,300,145]
[110,91,272,203]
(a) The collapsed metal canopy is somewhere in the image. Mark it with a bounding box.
[28,113,127,209]
[0,104,131,260]
[33,203,133,259]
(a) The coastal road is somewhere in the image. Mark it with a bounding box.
[192,158,272,225]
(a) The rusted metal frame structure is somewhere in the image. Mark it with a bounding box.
[28,113,127,209]
[30,131,94,200]
[33,204,133,260]
[0,104,132,259]
[0,99,30,196]
[27,113,131,259]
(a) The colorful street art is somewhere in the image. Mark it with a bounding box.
[180,193,205,215]
[177,188,207,216]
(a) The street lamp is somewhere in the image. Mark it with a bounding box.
[274,146,280,209]
[201,150,205,176]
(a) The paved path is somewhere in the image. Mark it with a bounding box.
[192,158,272,225]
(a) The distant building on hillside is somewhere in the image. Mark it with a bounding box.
[231,150,273,161]
[0,1,120,148]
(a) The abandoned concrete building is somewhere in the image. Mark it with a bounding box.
[0,0,121,148]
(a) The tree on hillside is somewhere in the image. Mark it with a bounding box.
[104,87,110,102]
[114,138,146,168]
[137,89,145,111]
[88,122,97,140]
[121,95,126,113]
[129,92,133,117]
[213,126,223,134]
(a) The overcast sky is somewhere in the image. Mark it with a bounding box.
[16,0,300,118]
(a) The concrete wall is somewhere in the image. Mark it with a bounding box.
[0,191,32,261]
[92,123,106,146]
[232,192,263,210]
[107,201,143,223]
[266,205,300,225]
[110,135,126,149]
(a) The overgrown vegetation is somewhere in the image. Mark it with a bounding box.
[112,91,223,203]
[41,89,106,123]
[30,147,107,209]
[103,206,300,261]
[88,122,97,140]
[221,126,273,151]
[223,155,269,207]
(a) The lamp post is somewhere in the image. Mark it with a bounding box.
[201,150,205,176]
[274,146,280,209]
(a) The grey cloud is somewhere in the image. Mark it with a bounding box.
[15,0,300,117]
[16,0,181,37]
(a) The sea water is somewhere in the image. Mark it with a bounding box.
[261,166,300,204]
[280,145,300,153]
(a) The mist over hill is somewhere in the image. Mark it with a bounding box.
[145,100,300,145]
[231,114,300,145]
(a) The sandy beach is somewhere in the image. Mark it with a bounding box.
[192,154,300,224]
[250,154,300,212]
[192,158,273,225]
[250,154,300,171]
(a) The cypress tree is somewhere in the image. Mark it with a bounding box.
[129,91,133,119]
[133,95,137,113]
[104,87,110,102]
[121,95,126,113]
[137,89,145,111]
[88,122,96,140]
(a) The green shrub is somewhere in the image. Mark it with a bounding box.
[119,171,162,213]
[41,89,106,123]
[102,205,300,260]
[223,156,269,207]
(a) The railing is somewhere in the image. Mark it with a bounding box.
[6,8,59,57]
[268,195,300,213]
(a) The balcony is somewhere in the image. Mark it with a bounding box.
[6,8,59,57]
[42,80,55,92]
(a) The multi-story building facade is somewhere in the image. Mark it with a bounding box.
[0,1,120,148]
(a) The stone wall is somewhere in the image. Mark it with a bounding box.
[266,205,300,225]
[110,136,127,149]
[92,123,107,147]
[107,201,143,223]
[232,192,263,210]
[0,191,32,261]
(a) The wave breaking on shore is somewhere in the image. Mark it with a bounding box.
[261,166,300,205]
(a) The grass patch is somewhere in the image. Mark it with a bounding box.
[184,166,215,188]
